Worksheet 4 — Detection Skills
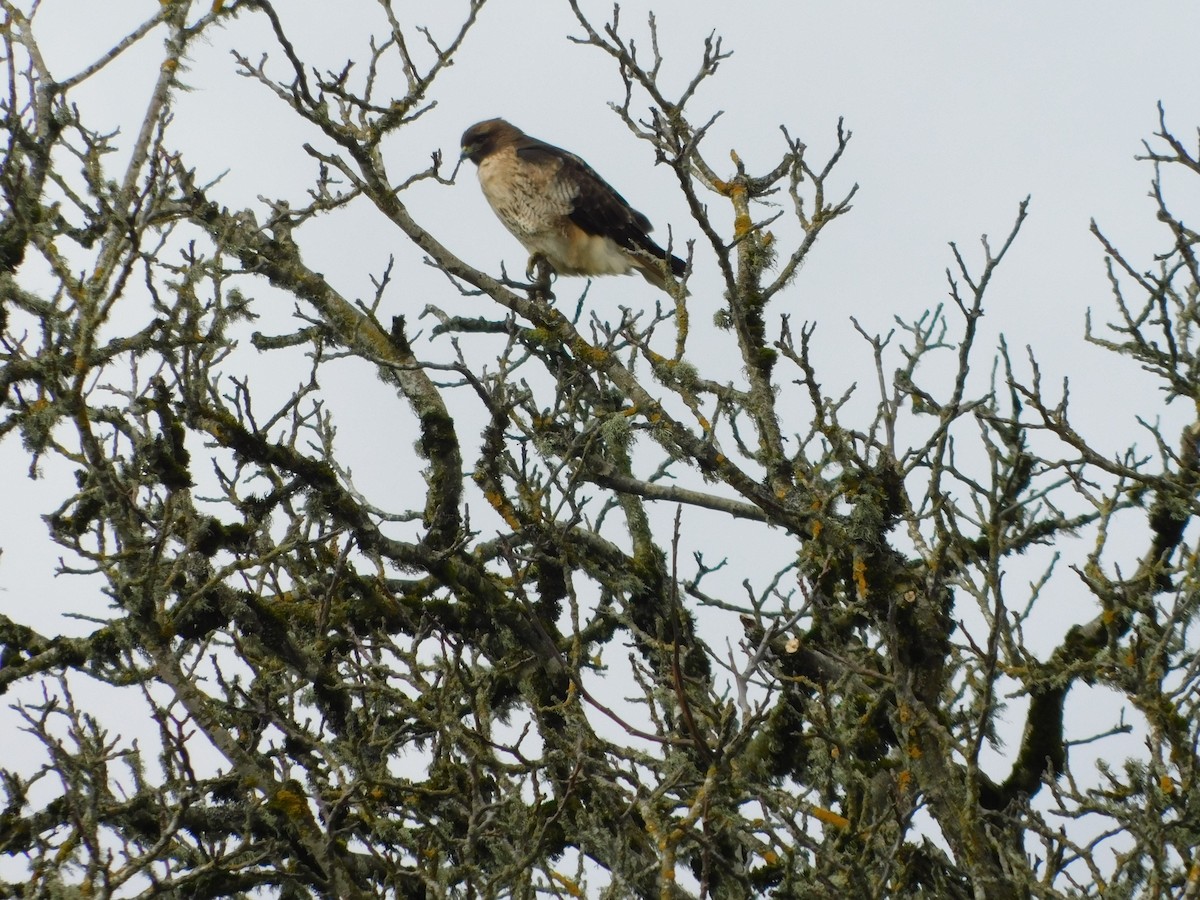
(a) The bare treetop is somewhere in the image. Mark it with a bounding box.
[2,2,1199,898]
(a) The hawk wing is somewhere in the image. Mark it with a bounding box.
[512,136,686,278]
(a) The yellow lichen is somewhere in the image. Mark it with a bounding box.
[548,871,584,897]
[482,489,521,529]
[810,805,850,830]
[852,556,869,600]
[268,787,308,818]
[573,340,609,365]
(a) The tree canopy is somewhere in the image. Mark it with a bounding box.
[2,2,1200,898]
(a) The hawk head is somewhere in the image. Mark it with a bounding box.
[460,118,521,165]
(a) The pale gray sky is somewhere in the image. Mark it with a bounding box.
[15,1,1193,615]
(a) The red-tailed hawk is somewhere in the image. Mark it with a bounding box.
[460,118,686,293]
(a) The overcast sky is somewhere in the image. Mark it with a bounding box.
[19,1,1200,416]
[4,0,1200,879]
[24,4,1194,591]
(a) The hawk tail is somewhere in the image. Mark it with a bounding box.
[632,241,688,294]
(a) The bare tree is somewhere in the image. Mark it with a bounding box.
[2,1,1199,898]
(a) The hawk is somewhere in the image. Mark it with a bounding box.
[460,118,686,293]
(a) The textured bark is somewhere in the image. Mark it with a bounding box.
[1,3,1199,898]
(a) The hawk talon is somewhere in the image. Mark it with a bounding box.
[526,253,555,287]
[525,253,541,282]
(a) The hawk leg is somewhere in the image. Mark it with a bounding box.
[526,253,555,291]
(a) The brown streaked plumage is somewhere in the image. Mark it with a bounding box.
[460,118,686,293]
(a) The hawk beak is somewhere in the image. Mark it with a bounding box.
[453,141,479,182]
